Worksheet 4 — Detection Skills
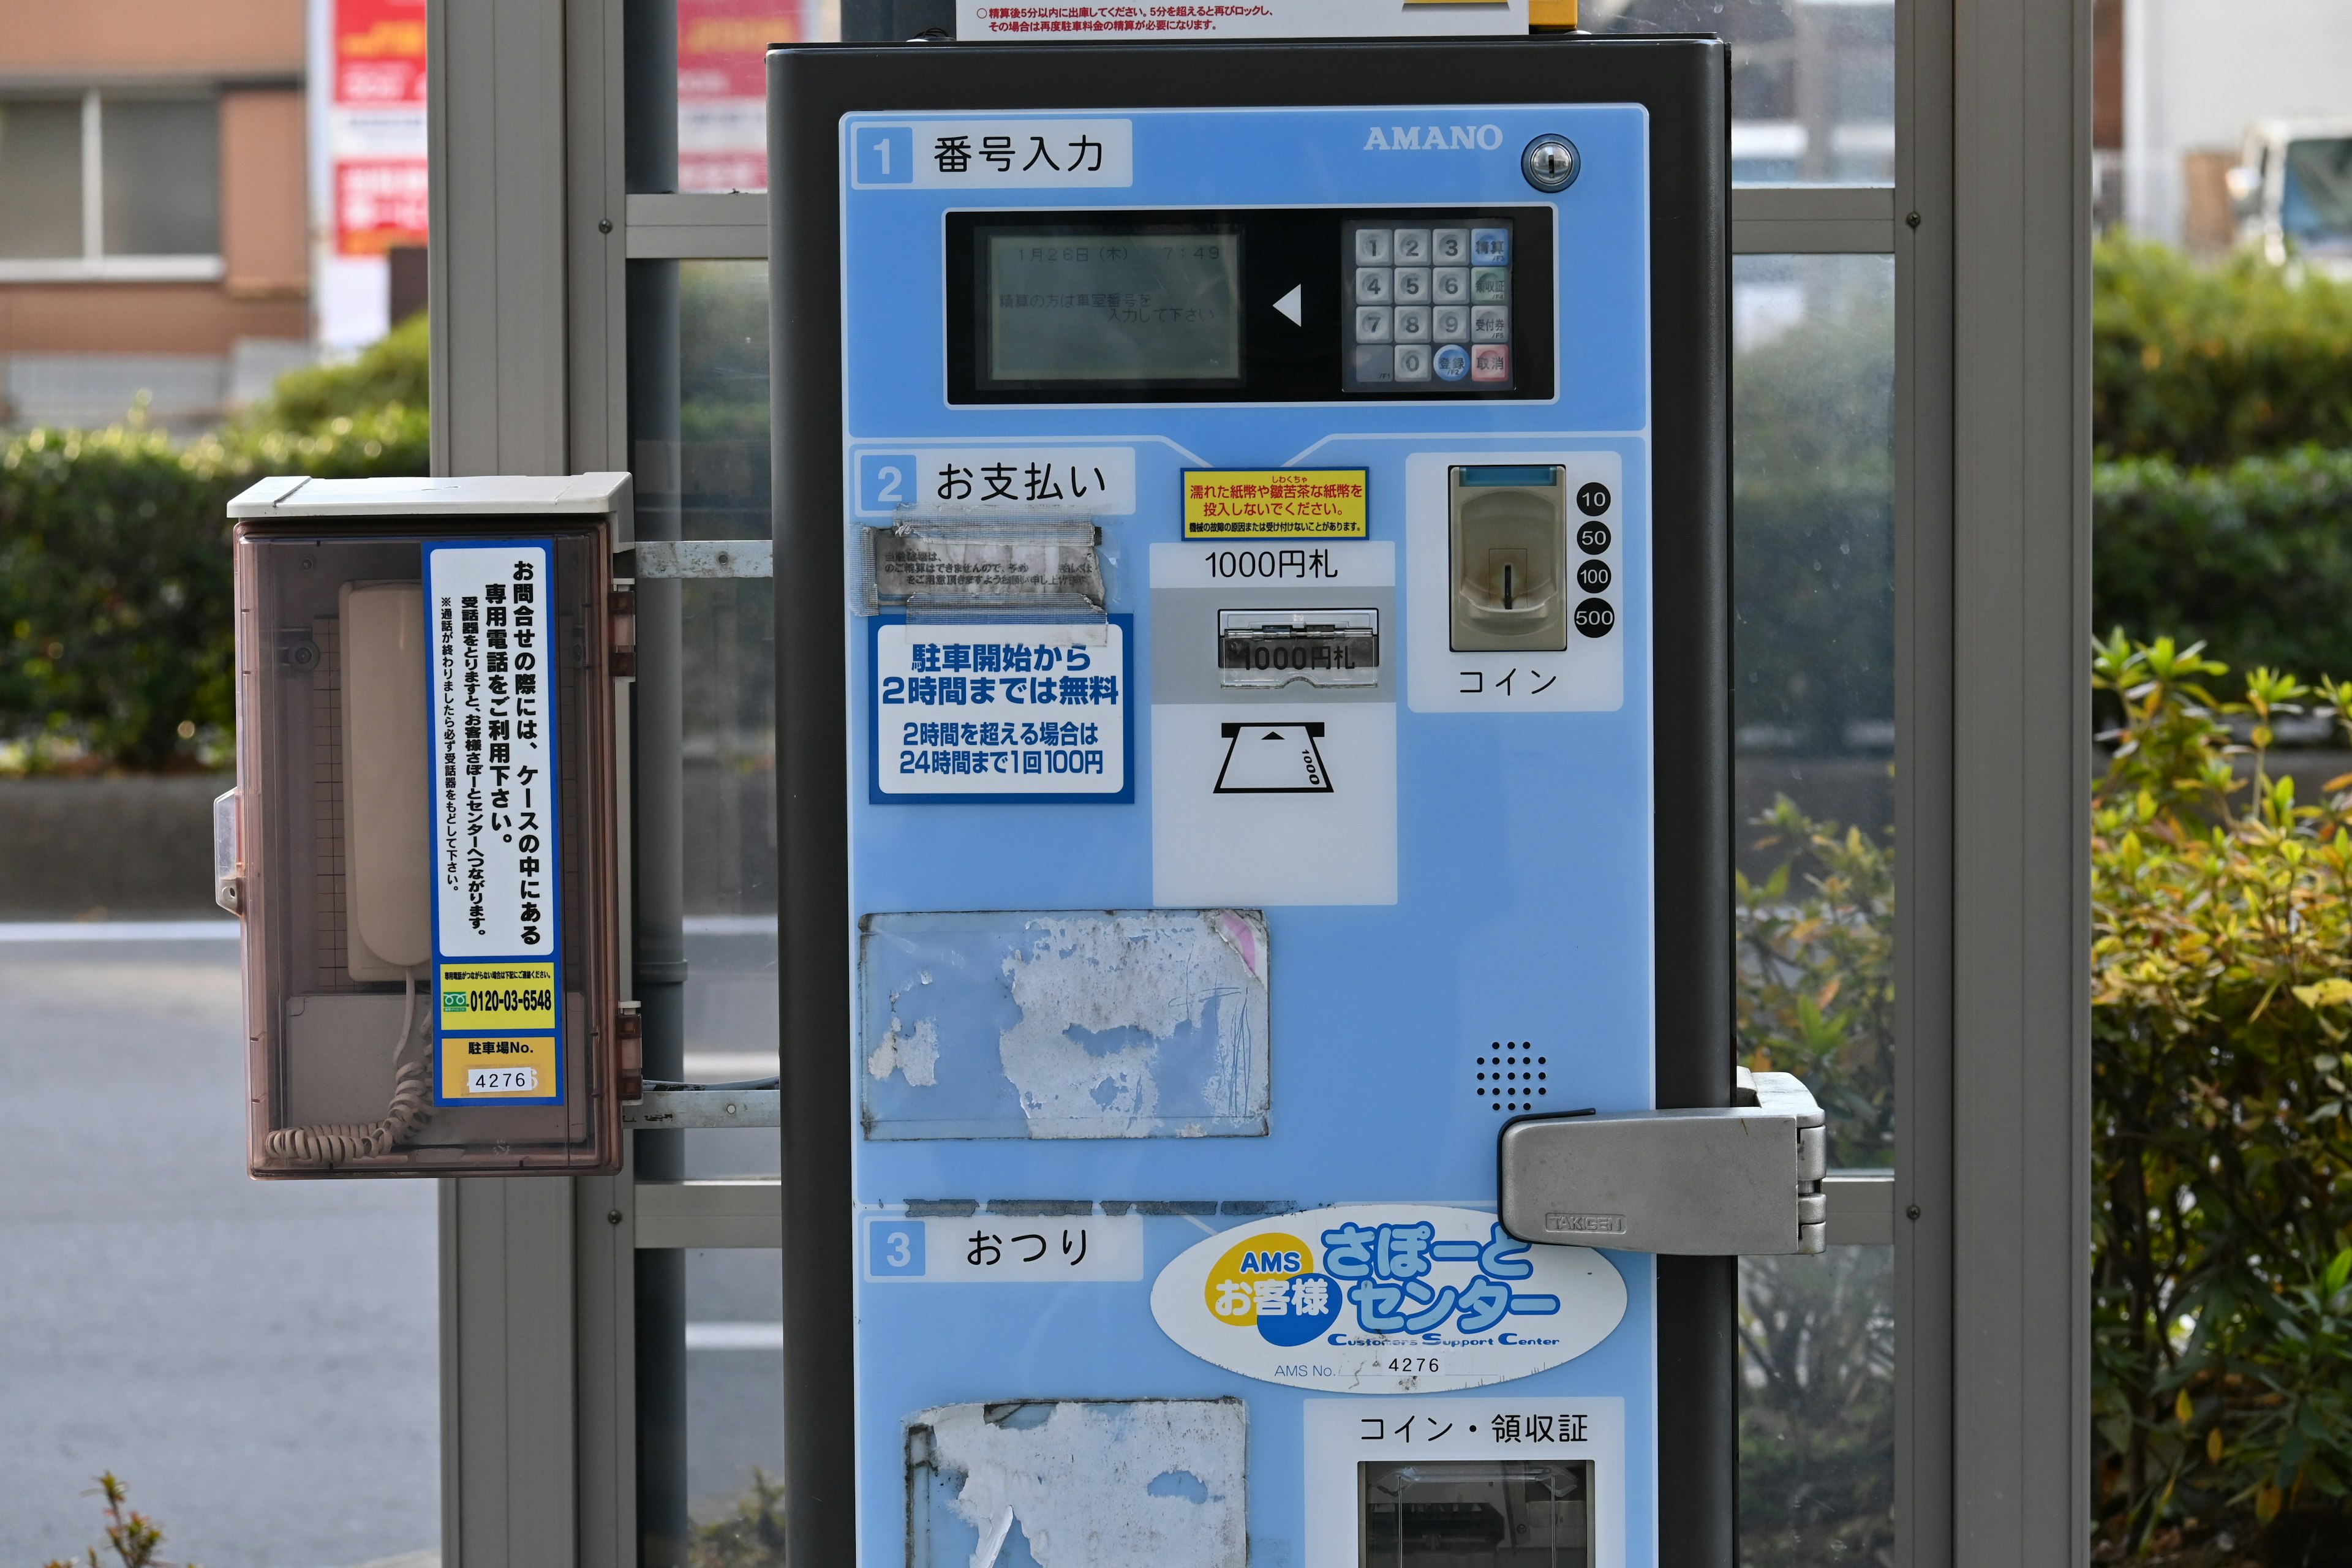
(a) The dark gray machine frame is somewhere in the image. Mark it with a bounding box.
[767,35,1732,1565]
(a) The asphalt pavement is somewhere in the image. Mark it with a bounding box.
[0,929,439,1568]
[0,924,790,1566]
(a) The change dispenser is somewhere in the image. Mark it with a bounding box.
[772,31,1820,1567]
[222,474,631,1178]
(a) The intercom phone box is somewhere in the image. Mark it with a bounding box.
[228,515,624,1177]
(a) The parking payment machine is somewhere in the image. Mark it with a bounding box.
[770,35,1813,1566]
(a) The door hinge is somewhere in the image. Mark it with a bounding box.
[1497,1066,1827,1254]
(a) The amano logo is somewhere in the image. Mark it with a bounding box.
[1362,124,1506,151]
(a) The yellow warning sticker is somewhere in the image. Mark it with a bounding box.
[1182,470,1368,538]
[440,1033,560,1101]
[438,961,557,1033]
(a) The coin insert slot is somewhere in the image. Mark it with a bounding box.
[1449,465,1570,653]
[1218,608,1381,688]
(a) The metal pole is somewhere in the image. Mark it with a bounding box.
[625,2,688,1559]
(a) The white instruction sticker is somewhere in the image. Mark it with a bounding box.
[864,1213,1145,1281]
[872,620,1131,801]
[853,446,1137,519]
[1151,1204,1625,1393]
[957,0,1529,41]
[426,541,562,958]
[848,118,1133,189]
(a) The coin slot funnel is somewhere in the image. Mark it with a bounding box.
[1449,465,1569,652]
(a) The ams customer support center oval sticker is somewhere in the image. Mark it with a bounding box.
[1150,1204,1626,1394]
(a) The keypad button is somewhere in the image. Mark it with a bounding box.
[1471,305,1509,343]
[1354,306,1393,343]
[1352,345,1396,382]
[1471,268,1509,304]
[1394,306,1430,343]
[1431,305,1469,342]
[1433,344,1469,382]
[1394,267,1430,303]
[1433,268,1469,303]
[1472,227,1510,265]
[1393,228,1431,264]
[1354,228,1392,265]
[1394,344,1433,381]
[1432,228,1470,263]
[1471,344,1510,382]
[1354,267,1392,303]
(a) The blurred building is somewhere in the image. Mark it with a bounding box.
[1590,0,1894,186]
[0,0,311,429]
[2116,0,2352,246]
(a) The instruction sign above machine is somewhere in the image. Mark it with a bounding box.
[425,540,565,1106]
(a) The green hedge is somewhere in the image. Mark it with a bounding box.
[2096,235,2352,466]
[247,312,428,432]
[2094,445,2352,682]
[0,405,427,771]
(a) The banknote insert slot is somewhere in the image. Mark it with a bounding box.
[1216,608,1380,688]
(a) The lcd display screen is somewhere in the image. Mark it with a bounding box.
[983,227,1243,386]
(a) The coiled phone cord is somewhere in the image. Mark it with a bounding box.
[265,967,435,1166]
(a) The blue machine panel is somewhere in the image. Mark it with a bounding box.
[838,102,1660,1568]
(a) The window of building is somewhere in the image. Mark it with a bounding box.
[0,92,221,279]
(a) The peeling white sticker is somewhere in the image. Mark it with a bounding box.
[869,1013,940,1087]
[1150,1204,1626,1393]
[861,910,1271,1139]
[908,1398,1245,1568]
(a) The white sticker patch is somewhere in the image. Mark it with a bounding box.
[907,1398,1245,1568]
[860,909,1270,1140]
[1150,704,1398,907]
[1150,1204,1626,1393]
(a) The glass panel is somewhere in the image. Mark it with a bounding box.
[639,262,776,1172]
[1732,251,1896,1563]
[1732,253,1895,1164]
[679,575,777,1133]
[1588,0,1894,184]
[677,0,839,193]
[685,1246,788,1547]
[102,97,220,256]
[1739,1248,1896,1566]
[0,98,85,258]
[677,261,774,540]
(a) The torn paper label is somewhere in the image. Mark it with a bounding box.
[906,1398,1245,1568]
[860,909,1270,1139]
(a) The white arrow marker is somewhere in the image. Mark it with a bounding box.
[1272,285,1303,326]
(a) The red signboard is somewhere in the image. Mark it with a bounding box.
[678,0,806,193]
[333,0,429,256]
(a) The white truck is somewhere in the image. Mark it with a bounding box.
[2226,119,2352,270]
